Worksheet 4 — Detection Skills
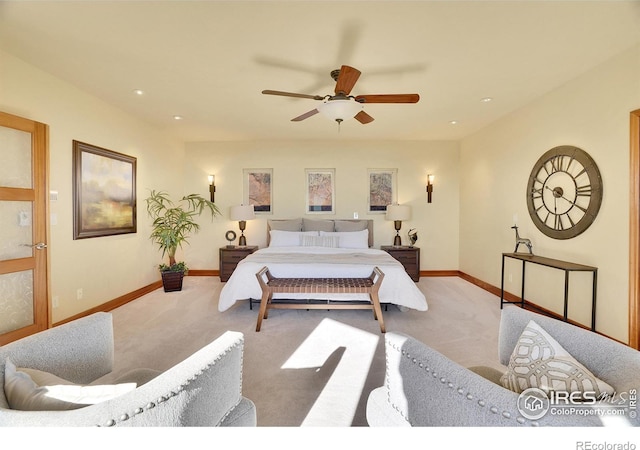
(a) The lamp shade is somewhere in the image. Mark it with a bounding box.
[386,204,411,221]
[317,99,363,122]
[230,204,255,221]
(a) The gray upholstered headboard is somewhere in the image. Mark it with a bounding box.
[267,218,374,247]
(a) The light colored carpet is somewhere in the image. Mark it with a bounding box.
[104,275,505,427]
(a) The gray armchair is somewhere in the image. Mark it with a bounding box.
[367,306,640,426]
[0,312,256,426]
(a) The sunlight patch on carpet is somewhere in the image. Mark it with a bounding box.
[281,318,379,426]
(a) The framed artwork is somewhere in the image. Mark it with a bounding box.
[72,140,137,239]
[243,168,272,214]
[368,168,397,213]
[305,168,335,214]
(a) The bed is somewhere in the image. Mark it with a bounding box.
[218,218,428,312]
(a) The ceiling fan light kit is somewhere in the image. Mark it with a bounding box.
[317,98,363,123]
[262,65,419,126]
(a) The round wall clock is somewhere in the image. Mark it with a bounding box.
[526,145,603,240]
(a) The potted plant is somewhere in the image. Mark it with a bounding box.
[145,190,220,292]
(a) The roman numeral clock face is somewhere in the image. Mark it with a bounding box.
[526,146,603,239]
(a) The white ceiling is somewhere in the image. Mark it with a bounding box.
[1,1,639,142]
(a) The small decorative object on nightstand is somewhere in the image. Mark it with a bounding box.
[219,246,258,282]
[225,230,237,248]
[381,245,420,282]
[407,228,418,247]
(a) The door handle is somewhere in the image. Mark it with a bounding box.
[22,243,48,250]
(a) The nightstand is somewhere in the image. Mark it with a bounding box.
[219,246,258,282]
[381,246,420,282]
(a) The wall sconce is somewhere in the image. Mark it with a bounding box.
[385,204,411,246]
[208,175,216,202]
[426,174,434,203]
[230,204,255,246]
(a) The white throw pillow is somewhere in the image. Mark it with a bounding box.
[4,358,136,411]
[300,235,340,248]
[500,320,614,396]
[19,366,75,386]
[320,229,369,249]
[269,230,318,247]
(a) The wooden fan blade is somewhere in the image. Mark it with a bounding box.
[262,90,324,100]
[354,111,374,124]
[291,109,319,122]
[334,65,361,95]
[355,94,420,103]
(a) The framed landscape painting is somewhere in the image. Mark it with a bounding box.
[72,141,137,239]
[243,168,272,214]
[305,168,335,214]
[368,168,397,213]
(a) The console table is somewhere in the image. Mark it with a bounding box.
[500,253,598,331]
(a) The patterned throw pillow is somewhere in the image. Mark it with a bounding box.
[500,320,614,396]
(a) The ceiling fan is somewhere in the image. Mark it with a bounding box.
[262,65,420,125]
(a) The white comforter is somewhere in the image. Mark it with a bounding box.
[218,247,428,312]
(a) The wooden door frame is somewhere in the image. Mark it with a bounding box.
[630,109,640,349]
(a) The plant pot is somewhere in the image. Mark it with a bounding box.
[161,270,185,292]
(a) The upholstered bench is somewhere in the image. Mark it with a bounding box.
[254,266,386,332]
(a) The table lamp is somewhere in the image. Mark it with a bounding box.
[386,204,411,246]
[230,204,255,246]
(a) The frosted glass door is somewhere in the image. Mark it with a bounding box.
[0,112,49,343]
[0,126,35,334]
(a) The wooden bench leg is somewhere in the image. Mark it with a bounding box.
[256,291,272,332]
[370,291,385,333]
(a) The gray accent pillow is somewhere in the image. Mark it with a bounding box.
[334,220,368,232]
[302,218,335,232]
[268,218,302,231]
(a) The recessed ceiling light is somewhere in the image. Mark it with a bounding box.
[133,89,144,95]
[450,120,458,125]
[173,115,183,120]
[481,97,493,103]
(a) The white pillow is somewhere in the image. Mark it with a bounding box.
[500,320,614,396]
[269,230,318,247]
[300,235,340,248]
[19,366,75,386]
[4,358,136,411]
[320,229,369,249]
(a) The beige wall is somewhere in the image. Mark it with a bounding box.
[182,140,460,271]
[459,45,640,343]
[0,50,185,323]
[3,42,639,343]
